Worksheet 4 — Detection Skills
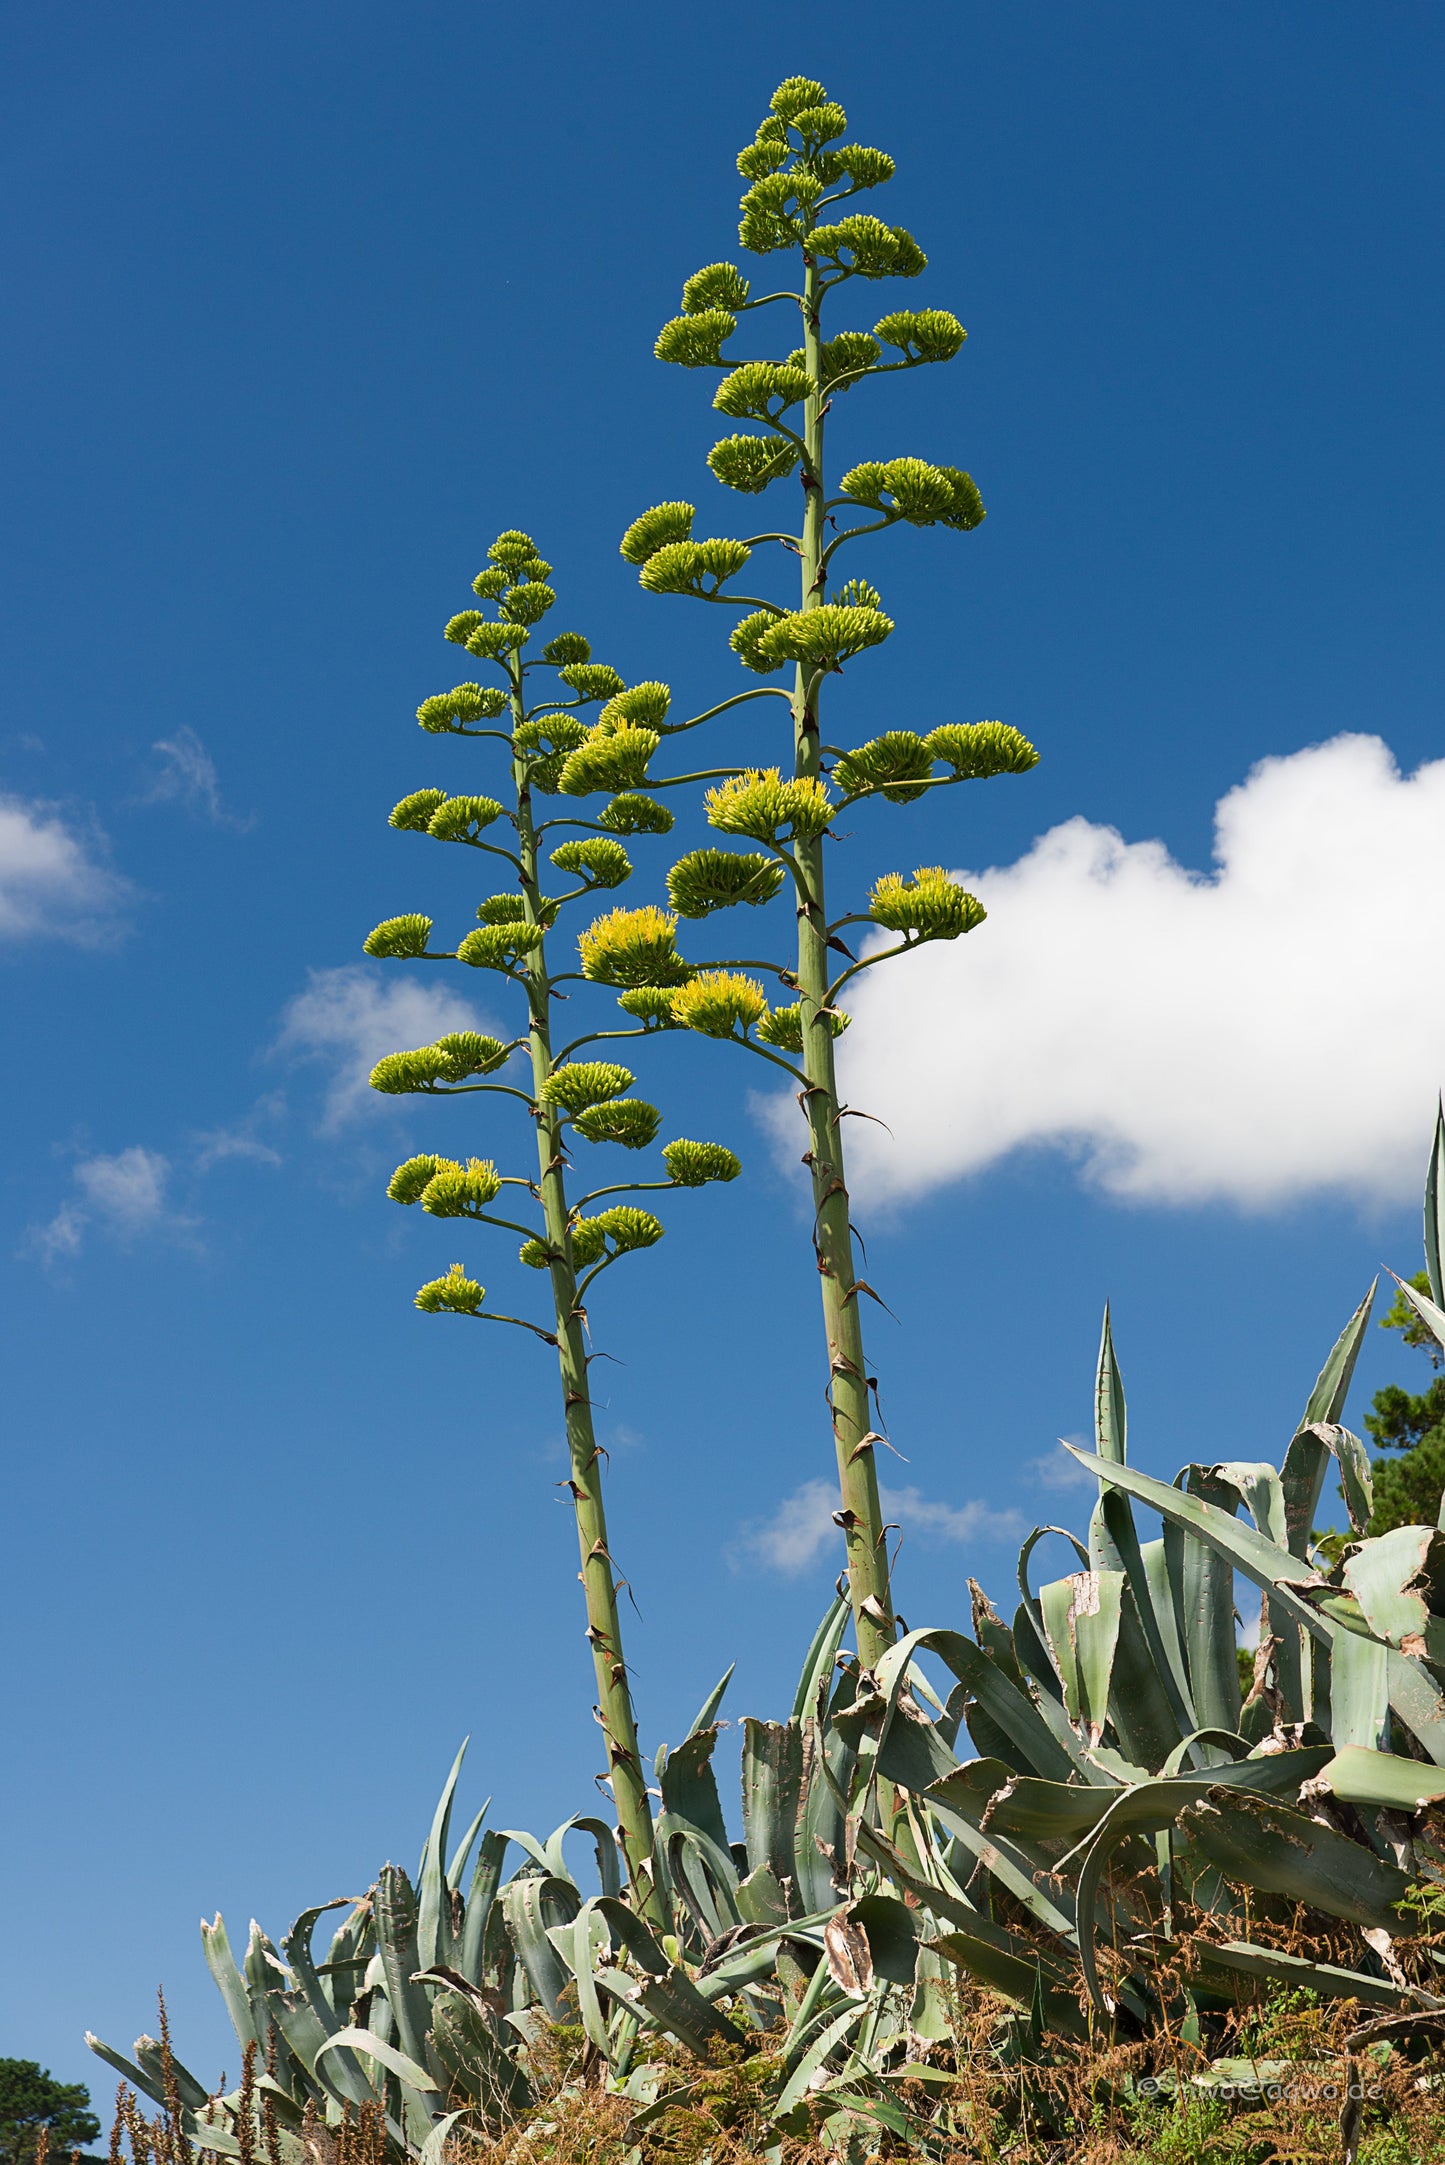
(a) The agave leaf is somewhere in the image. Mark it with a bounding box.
[267,1989,375,2108]
[1426,1100,1445,1309]
[1038,1569,1124,1747]
[373,1866,432,2073]
[1329,1626,1391,1750]
[687,1663,736,1736]
[417,2111,466,2165]
[1344,1525,1445,1649]
[1095,1304,1127,1465]
[1178,1792,1411,1930]
[499,1874,579,2018]
[547,1901,613,2054]
[1394,1272,1445,1357]
[570,1815,624,1900]
[1065,1444,1445,1763]
[315,2026,437,2100]
[445,1802,491,1894]
[795,1717,849,1917]
[736,1863,789,1927]
[776,2001,871,2116]
[429,1990,530,2120]
[1211,1462,1288,1550]
[873,1626,1086,1787]
[282,1900,354,2036]
[923,1786,1079,1941]
[200,1914,265,2052]
[418,1741,469,1970]
[458,1829,508,1984]
[1282,1286,1377,1552]
[655,1809,740,1940]
[1172,1468,1243,1736]
[1313,1744,1445,1812]
[791,1591,851,1723]
[85,2035,167,2113]
[742,1718,804,1897]
[930,1934,1089,2037]
[1192,1933,1423,2008]
[1070,1753,1337,2014]
[625,1967,747,2058]
[658,1724,732,1856]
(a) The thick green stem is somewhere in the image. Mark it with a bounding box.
[792,255,897,1674]
[508,667,659,1912]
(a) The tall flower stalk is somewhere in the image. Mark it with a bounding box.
[364,531,740,1911]
[575,81,1038,1671]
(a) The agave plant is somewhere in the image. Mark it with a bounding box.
[361,533,746,1906]
[552,75,1040,1672]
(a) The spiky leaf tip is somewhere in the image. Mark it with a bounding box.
[558,724,659,798]
[705,768,834,843]
[619,502,695,567]
[541,1061,635,1115]
[426,794,505,841]
[661,1138,741,1187]
[571,1098,663,1149]
[869,867,986,940]
[670,971,769,1039]
[421,1158,504,1215]
[834,731,935,804]
[708,434,801,494]
[655,310,737,367]
[667,848,786,918]
[599,681,671,731]
[364,914,434,959]
[388,1153,448,1204]
[616,985,682,1026]
[578,904,690,988]
[389,788,448,832]
[541,631,591,666]
[549,837,632,889]
[682,263,750,314]
[416,683,508,733]
[925,721,1038,778]
[755,1002,849,1053]
[414,1263,484,1315]
[598,792,674,836]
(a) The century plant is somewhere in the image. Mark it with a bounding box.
[566,76,1039,1671]
[360,531,743,1909]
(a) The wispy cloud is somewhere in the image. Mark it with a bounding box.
[275,965,494,1129]
[191,1092,286,1173]
[736,1476,1025,1576]
[141,726,251,829]
[0,792,133,944]
[25,1146,194,1267]
[831,734,1445,1211]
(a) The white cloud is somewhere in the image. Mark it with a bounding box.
[835,734,1445,1210]
[276,965,493,1128]
[0,792,132,943]
[142,726,250,829]
[26,1145,190,1265]
[192,1092,286,1172]
[737,1476,1024,1576]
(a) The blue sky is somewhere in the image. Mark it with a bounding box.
[3,0,1443,2100]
